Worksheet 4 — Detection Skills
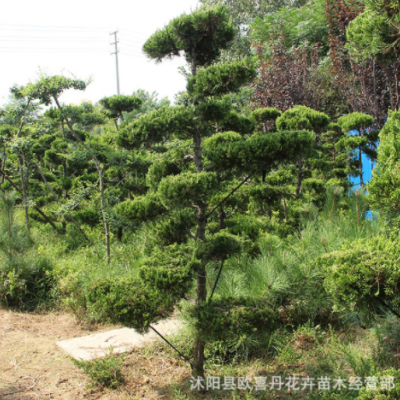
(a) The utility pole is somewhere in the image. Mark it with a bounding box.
[110,30,120,95]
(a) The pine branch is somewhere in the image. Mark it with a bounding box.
[31,161,93,245]
[0,167,61,233]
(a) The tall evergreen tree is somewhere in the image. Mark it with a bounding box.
[108,5,315,378]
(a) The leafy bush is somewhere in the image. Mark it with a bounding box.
[0,268,26,307]
[58,272,88,321]
[225,214,269,240]
[149,210,196,246]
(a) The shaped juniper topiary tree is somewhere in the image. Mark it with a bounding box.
[87,5,316,379]
[99,95,142,130]
[120,5,243,377]
[240,105,330,223]
[319,122,359,186]
[275,105,331,198]
[250,107,281,134]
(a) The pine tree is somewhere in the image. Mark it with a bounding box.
[111,5,316,378]
[99,95,142,130]
[319,122,357,186]
[22,75,130,262]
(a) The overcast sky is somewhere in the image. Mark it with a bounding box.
[0,0,200,107]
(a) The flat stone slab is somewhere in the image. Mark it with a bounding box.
[56,317,181,360]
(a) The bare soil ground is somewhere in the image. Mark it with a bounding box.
[0,308,190,400]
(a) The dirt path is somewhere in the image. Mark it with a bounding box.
[0,308,191,400]
[0,308,114,399]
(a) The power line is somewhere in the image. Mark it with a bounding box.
[119,44,144,53]
[0,25,149,42]
[119,52,143,59]
[0,49,109,53]
[119,33,144,39]
[0,47,109,50]
[0,28,108,33]
[0,23,108,29]
[119,46,143,54]
[119,28,149,38]
[119,36,144,45]
[120,53,144,59]
[0,38,107,42]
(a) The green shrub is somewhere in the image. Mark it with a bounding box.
[87,243,200,331]
[316,233,400,321]
[86,276,172,331]
[58,272,88,321]
[74,209,100,230]
[25,257,57,306]
[0,268,27,307]
[149,210,196,246]
[357,368,400,400]
[146,159,181,189]
[188,296,278,343]
[250,107,282,132]
[71,350,124,389]
[0,256,56,309]
[63,223,88,251]
[0,191,58,309]
[368,109,400,227]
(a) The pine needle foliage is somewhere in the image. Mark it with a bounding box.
[99,95,142,121]
[196,187,381,347]
[143,4,235,66]
[186,58,256,97]
[276,105,330,133]
[86,243,201,332]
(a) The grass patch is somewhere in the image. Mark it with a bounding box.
[71,348,125,389]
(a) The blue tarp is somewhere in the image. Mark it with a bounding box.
[347,128,379,219]
[347,127,378,187]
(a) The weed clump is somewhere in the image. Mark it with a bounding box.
[71,350,125,389]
